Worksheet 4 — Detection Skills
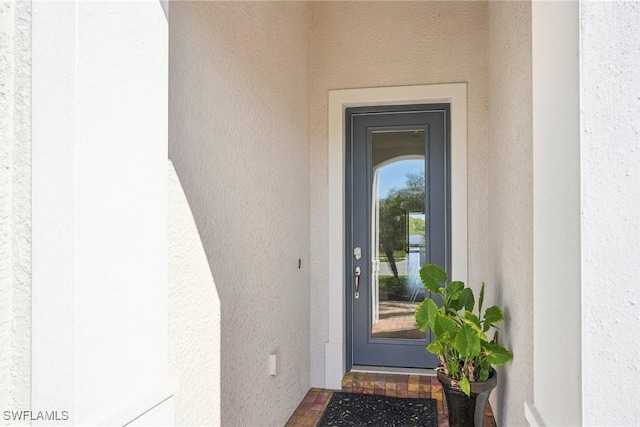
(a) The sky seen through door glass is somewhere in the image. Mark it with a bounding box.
[377,159,424,198]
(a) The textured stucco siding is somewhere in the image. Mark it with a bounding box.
[487,2,533,426]
[168,161,221,426]
[581,2,640,425]
[0,0,31,415]
[310,1,489,387]
[169,2,312,425]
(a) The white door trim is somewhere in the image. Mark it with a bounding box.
[325,83,468,389]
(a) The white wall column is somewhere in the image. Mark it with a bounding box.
[530,1,581,425]
[32,2,170,424]
[31,3,76,417]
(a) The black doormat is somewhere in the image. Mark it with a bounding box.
[317,392,437,427]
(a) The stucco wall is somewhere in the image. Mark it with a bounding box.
[0,0,31,416]
[487,2,533,425]
[169,3,312,425]
[168,161,221,426]
[310,1,489,387]
[580,2,640,425]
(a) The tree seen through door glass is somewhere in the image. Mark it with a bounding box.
[371,130,427,340]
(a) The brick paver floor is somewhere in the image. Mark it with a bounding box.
[285,372,496,427]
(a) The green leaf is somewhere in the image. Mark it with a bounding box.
[447,281,466,311]
[447,360,459,377]
[461,311,488,342]
[479,367,490,382]
[483,306,504,332]
[459,287,475,312]
[447,307,459,317]
[427,341,444,356]
[420,264,447,293]
[421,274,441,294]
[459,377,471,396]
[415,298,439,332]
[433,314,457,339]
[455,323,481,359]
[462,310,481,328]
[483,343,513,366]
[446,281,465,298]
[421,263,448,282]
[478,282,485,317]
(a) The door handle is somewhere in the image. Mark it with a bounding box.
[354,266,361,299]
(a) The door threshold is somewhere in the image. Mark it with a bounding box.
[350,365,437,376]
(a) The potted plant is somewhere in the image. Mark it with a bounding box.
[414,264,513,427]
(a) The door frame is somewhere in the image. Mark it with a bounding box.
[324,83,468,389]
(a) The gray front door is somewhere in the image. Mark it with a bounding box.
[346,104,450,369]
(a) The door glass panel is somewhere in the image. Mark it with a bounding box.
[370,130,427,340]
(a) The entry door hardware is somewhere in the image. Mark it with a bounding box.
[354,266,361,299]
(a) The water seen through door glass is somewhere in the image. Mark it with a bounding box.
[370,130,427,340]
